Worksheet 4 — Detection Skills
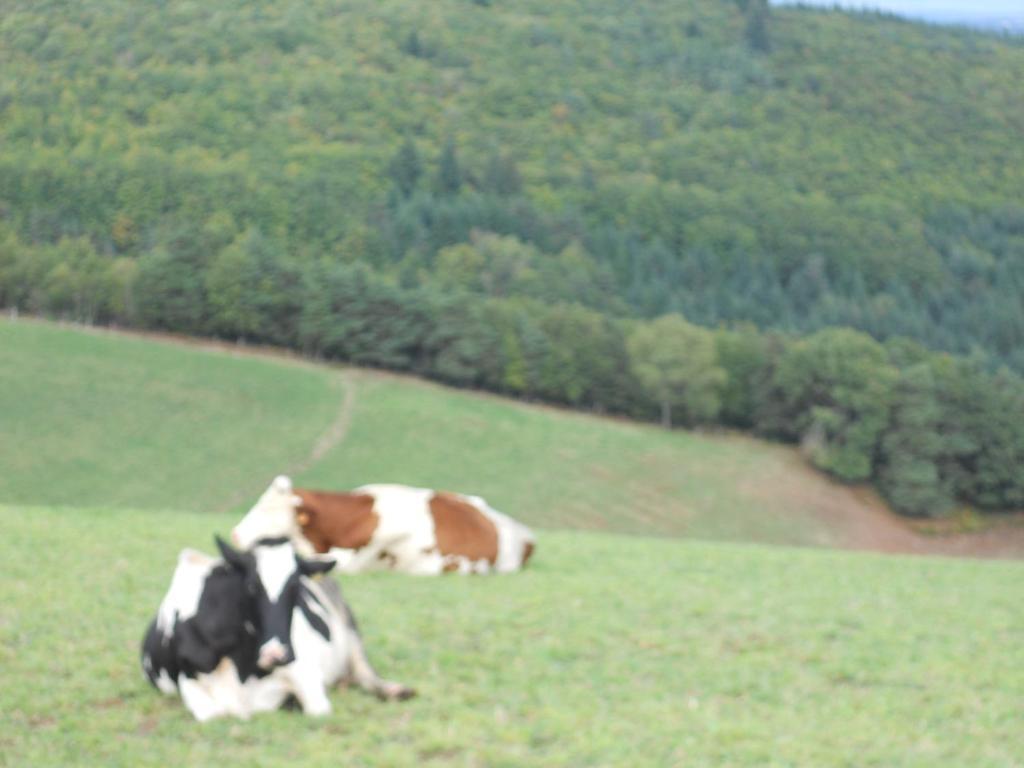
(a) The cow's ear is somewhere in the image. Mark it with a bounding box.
[215,535,248,571]
[294,501,312,527]
[176,623,219,673]
[297,555,335,577]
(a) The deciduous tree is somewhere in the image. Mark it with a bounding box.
[627,314,726,428]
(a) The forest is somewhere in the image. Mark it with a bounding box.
[1,0,1023,517]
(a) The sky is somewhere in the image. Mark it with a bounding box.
[770,0,1024,30]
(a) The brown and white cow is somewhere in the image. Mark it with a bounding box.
[232,476,536,575]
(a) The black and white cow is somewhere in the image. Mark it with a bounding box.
[141,536,414,721]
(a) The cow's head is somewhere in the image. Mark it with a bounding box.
[232,475,303,549]
[215,535,335,670]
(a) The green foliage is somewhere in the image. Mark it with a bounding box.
[715,324,769,429]
[482,149,523,196]
[204,228,303,345]
[134,248,207,334]
[500,326,528,393]
[945,366,1024,511]
[298,262,430,370]
[627,314,726,427]
[744,0,772,52]
[430,229,621,313]
[36,238,117,323]
[434,241,486,292]
[769,329,895,482]
[434,137,463,196]
[0,227,134,324]
[877,364,954,517]
[422,296,502,387]
[2,0,1023,369]
[387,137,423,199]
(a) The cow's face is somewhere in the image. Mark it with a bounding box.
[215,536,335,670]
[232,475,303,549]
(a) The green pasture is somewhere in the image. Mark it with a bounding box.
[300,372,835,545]
[1,320,848,548]
[0,320,341,512]
[2,505,1022,767]
[2,321,1022,766]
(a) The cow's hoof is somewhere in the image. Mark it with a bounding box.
[303,701,332,717]
[377,682,416,702]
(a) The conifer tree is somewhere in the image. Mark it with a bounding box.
[387,138,422,199]
[745,0,771,53]
[436,137,463,196]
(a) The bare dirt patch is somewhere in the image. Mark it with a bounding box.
[751,448,1024,560]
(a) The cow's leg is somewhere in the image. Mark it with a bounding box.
[207,659,251,720]
[288,662,332,717]
[246,674,291,715]
[342,628,416,701]
[312,576,415,701]
[179,676,225,722]
[180,661,250,721]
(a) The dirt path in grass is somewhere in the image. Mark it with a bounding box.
[290,373,357,475]
[213,372,357,512]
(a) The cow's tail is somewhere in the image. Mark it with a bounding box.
[521,540,536,568]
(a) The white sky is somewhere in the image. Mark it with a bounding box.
[771,0,1024,21]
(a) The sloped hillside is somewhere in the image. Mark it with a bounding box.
[4,319,1023,556]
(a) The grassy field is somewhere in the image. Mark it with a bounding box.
[3,320,1023,765]
[300,370,845,545]
[3,504,1023,767]
[0,318,895,549]
[0,320,343,512]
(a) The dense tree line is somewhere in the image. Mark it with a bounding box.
[1,0,1023,515]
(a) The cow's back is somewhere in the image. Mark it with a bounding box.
[293,483,535,575]
[356,483,438,548]
[294,484,437,573]
[363,484,533,574]
[466,495,537,573]
[295,488,380,555]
